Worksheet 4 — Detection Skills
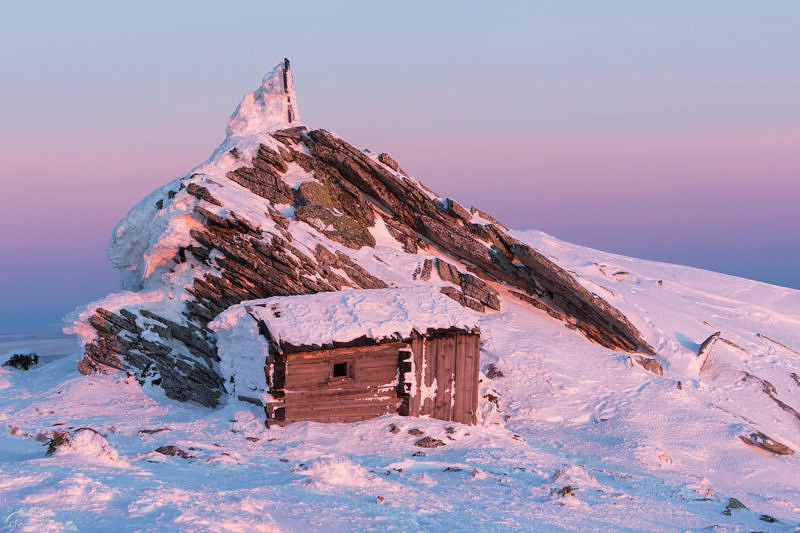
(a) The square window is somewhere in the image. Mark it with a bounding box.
[332,362,348,378]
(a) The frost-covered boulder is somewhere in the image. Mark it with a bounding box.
[46,428,126,467]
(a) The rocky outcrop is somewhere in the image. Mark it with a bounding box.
[417,258,501,312]
[739,431,795,456]
[227,145,294,204]
[635,356,664,376]
[80,306,224,407]
[304,129,652,353]
[73,60,654,408]
[698,331,721,373]
[377,152,406,176]
[741,371,800,425]
[155,445,194,459]
[78,179,391,406]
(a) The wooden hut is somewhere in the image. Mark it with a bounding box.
[211,287,481,427]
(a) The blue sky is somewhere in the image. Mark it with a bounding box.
[1,1,798,332]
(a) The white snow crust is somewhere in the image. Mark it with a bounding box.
[213,286,480,350]
[225,59,300,139]
[211,305,272,404]
[27,61,800,531]
[7,231,800,530]
[50,428,127,467]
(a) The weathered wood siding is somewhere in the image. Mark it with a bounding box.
[404,331,480,425]
[273,342,402,425]
[265,331,480,426]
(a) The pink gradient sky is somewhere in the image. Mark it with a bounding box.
[1,1,798,332]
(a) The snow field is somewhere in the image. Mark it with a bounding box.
[4,251,800,532]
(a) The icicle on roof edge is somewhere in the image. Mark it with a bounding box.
[225,58,301,139]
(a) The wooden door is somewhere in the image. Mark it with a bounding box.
[408,332,479,425]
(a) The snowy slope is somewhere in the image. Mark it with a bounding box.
[3,60,799,531]
[3,237,800,531]
[65,60,653,410]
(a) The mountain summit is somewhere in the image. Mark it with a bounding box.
[226,58,300,139]
[67,60,653,407]
[4,59,797,528]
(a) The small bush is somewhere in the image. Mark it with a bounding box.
[45,431,70,456]
[556,485,576,497]
[3,353,39,370]
[486,363,505,379]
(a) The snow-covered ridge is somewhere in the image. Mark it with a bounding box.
[103,60,303,296]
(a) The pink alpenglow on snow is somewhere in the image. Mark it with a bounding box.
[225,58,300,140]
[2,50,799,531]
[211,286,480,349]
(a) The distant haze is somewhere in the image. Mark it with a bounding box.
[1,1,798,333]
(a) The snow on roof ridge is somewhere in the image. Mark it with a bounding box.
[211,286,481,350]
[225,58,301,139]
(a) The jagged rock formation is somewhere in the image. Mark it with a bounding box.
[67,59,653,408]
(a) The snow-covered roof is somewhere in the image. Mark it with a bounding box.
[211,286,480,352]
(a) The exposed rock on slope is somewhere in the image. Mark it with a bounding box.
[66,59,652,407]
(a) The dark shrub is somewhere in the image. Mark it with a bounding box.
[45,431,70,456]
[3,353,39,370]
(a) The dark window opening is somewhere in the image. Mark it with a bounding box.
[332,362,349,378]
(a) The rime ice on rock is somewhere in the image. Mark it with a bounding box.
[67,58,655,410]
[225,58,300,139]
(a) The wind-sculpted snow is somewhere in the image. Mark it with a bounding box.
[14,60,792,528]
[226,58,300,139]
[4,248,800,529]
[65,60,653,408]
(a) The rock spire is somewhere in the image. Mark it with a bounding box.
[225,58,300,139]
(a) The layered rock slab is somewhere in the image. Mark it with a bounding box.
[68,59,653,408]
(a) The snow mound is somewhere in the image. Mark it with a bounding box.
[298,456,380,490]
[22,473,119,513]
[49,428,127,467]
[213,286,481,351]
[127,488,282,533]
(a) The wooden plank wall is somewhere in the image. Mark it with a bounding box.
[408,331,479,425]
[407,336,424,419]
[464,333,480,425]
[278,343,402,424]
[265,332,480,426]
